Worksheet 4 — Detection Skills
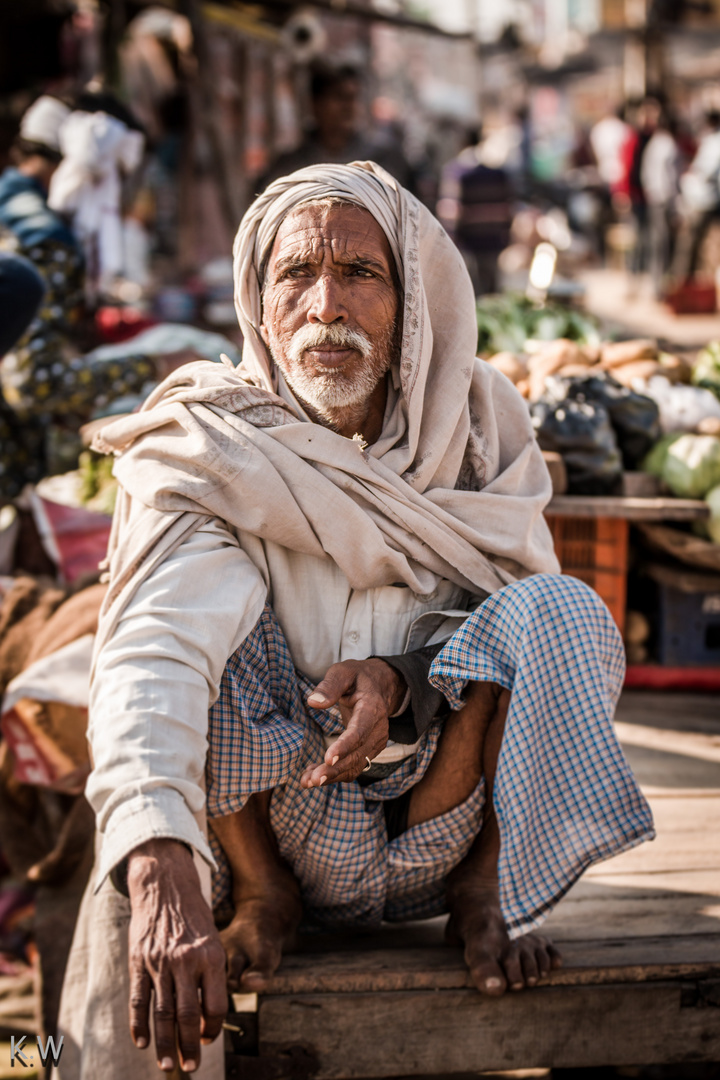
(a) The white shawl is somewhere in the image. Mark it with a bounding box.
[93,162,558,655]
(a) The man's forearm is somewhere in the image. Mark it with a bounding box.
[87,519,268,886]
[112,836,194,897]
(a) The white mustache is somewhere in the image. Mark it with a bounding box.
[287,324,373,365]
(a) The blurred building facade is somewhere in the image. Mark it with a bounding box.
[4,0,720,281]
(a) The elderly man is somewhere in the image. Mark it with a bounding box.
[57,163,653,1080]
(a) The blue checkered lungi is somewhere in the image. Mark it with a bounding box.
[207,573,654,937]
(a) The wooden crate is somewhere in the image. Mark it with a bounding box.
[546,514,628,633]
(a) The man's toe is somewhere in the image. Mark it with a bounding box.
[226,949,250,989]
[520,946,539,986]
[500,946,524,991]
[239,967,273,991]
[534,940,553,979]
[239,939,282,990]
[465,948,508,996]
[548,942,563,969]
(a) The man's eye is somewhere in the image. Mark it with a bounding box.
[351,267,374,277]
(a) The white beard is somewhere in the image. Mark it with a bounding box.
[271,322,396,416]
[283,360,384,411]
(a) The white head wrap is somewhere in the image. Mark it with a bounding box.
[232,160,484,495]
[19,96,70,154]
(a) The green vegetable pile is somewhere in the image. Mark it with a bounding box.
[642,431,720,544]
[662,435,720,499]
[78,451,118,516]
[705,484,720,543]
[642,433,683,479]
[692,341,720,400]
[476,294,600,355]
[643,433,720,499]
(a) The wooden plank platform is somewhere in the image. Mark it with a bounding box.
[225,691,720,1078]
[547,496,710,521]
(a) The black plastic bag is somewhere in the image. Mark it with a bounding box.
[531,397,623,494]
[544,372,660,469]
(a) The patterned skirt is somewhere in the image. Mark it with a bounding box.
[206,573,654,937]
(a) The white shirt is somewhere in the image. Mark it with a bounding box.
[590,115,630,187]
[87,516,471,886]
[680,130,720,212]
[641,130,680,207]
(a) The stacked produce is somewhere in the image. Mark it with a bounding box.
[485,337,692,402]
[529,371,660,494]
[644,433,720,542]
[692,341,720,399]
[478,297,720,539]
[475,294,600,357]
[484,336,668,496]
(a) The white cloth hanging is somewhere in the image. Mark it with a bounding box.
[49,110,144,292]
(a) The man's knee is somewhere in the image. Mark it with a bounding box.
[506,572,615,628]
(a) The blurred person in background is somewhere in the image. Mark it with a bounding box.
[640,106,681,297]
[48,87,147,302]
[590,103,630,198]
[118,9,192,259]
[480,107,532,200]
[617,97,662,277]
[263,62,414,190]
[589,103,631,261]
[437,127,514,296]
[672,109,720,282]
[0,96,191,501]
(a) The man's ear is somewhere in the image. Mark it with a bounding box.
[259,322,270,347]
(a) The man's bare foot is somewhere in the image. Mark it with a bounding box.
[446,884,561,996]
[220,886,302,993]
[211,792,303,993]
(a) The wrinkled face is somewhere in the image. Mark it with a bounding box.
[260,203,400,416]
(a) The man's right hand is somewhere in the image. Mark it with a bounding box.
[301,657,406,787]
[126,838,228,1073]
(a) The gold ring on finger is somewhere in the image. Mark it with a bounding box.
[363,756,372,772]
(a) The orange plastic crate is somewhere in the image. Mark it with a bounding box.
[545,515,628,633]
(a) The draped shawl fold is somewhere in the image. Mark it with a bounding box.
[92,161,559,658]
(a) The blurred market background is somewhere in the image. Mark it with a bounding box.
[1,0,720,1071]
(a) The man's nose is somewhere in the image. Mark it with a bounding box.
[307,274,346,323]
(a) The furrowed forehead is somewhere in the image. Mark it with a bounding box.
[263,201,397,282]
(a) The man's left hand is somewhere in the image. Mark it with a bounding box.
[301,658,406,787]
[126,839,228,1073]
